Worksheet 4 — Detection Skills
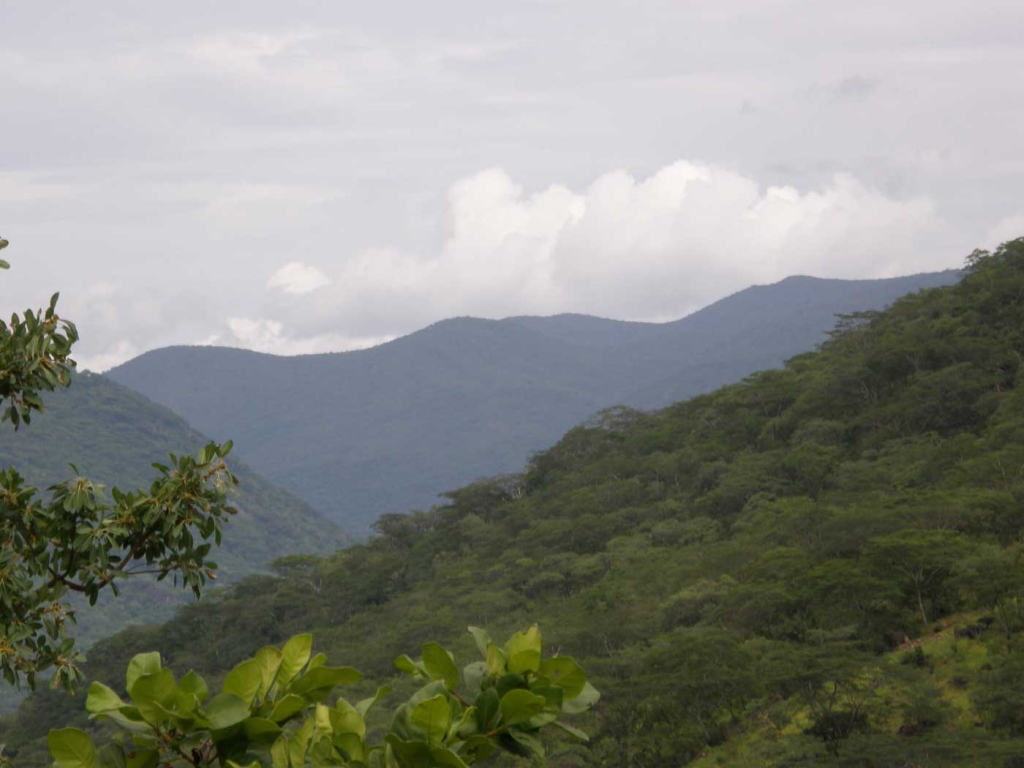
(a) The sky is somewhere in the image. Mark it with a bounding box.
[2,0,1022,371]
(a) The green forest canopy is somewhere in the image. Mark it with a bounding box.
[5,239,1024,766]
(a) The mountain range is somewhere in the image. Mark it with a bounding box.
[108,270,961,534]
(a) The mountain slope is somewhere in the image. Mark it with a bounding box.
[7,244,1024,765]
[107,270,959,533]
[0,372,346,646]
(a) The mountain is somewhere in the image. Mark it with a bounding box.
[107,271,960,534]
[7,243,1024,765]
[0,372,346,648]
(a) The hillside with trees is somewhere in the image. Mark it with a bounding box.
[107,270,959,534]
[0,372,346,651]
[7,240,1024,766]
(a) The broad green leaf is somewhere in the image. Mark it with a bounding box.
[243,717,283,745]
[96,744,126,768]
[458,735,497,763]
[125,652,161,694]
[130,669,177,727]
[394,654,427,677]
[411,694,451,748]
[269,693,307,723]
[463,661,487,694]
[505,626,542,674]
[538,656,587,699]
[204,693,251,730]
[525,685,562,728]
[49,729,96,768]
[499,689,547,727]
[485,644,506,676]
[506,729,545,760]
[561,680,600,715]
[467,626,492,658]
[223,658,263,705]
[429,747,470,767]
[270,736,290,768]
[287,666,361,701]
[474,688,500,732]
[421,642,460,689]
[384,736,435,768]
[289,718,315,767]
[356,686,391,717]
[179,671,209,705]
[254,646,283,700]
[85,682,126,714]
[226,762,260,768]
[552,720,590,741]
[334,732,365,763]
[278,634,313,689]
[331,697,366,737]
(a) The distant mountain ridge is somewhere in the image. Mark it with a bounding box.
[108,270,960,533]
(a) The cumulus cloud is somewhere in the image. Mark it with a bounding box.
[284,161,944,339]
[267,262,332,295]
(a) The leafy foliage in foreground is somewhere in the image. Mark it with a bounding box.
[48,626,597,767]
[7,239,1024,765]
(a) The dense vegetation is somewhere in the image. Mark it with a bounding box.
[6,241,1023,765]
[107,271,958,534]
[0,373,346,652]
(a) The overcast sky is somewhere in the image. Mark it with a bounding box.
[2,1,1022,371]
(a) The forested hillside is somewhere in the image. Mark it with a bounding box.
[0,373,345,649]
[6,242,1023,766]
[107,270,958,534]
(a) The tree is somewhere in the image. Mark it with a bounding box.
[0,238,237,689]
[48,625,599,768]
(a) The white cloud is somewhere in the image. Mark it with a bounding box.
[225,317,391,356]
[75,340,140,373]
[267,262,332,295]
[295,161,944,337]
[983,212,1024,251]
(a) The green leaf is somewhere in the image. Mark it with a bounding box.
[204,693,251,730]
[506,729,545,760]
[48,728,96,768]
[485,644,506,676]
[539,656,587,699]
[129,669,177,727]
[467,626,492,658]
[355,686,391,718]
[277,634,313,689]
[421,642,460,689]
[525,685,562,728]
[243,717,283,745]
[96,744,126,768]
[124,750,158,768]
[269,693,307,723]
[384,736,435,768]
[287,666,361,701]
[561,680,600,714]
[394,654,427,678]
[179,670,209,705]
[552,720,590,742]
[125,652,161,694]
[505,626,542,674]
[458,735,497,763]
[85,682,126,714]
[270,736,290,768]
[223,658,263,705]
[499,689,547,727]
[474,688,500,732]
[254,645,283,700]
[428,747,470,767]
[411,694,451,748]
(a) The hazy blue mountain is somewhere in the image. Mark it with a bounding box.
[107,270,960,534]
